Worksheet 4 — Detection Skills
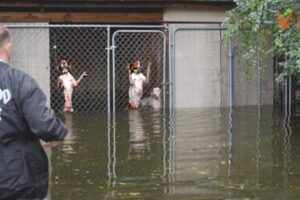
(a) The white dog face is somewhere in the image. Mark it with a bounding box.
[141,87,161,109]
[151,87,161,99]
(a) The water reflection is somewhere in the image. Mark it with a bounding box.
[227,105,234,198]
[107,113,116,188]
[44,114,75,199]
[255,105,261,192]
[165,110,176,194]
[61,113,77,153]
[293,103,300,117]
[44,145,53,200]
[282,103,292,199]
[128,110,148,160]
[48,106,300,200]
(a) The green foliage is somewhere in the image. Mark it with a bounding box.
[223,0,300,81]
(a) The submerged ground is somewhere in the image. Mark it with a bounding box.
[46,106,300,200]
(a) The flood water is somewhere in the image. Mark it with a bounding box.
[46,105,300,200]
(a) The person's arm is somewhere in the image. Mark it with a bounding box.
[17,72,68,141]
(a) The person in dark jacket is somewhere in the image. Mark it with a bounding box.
[0,25,68,199]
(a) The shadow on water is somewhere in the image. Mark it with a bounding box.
[47,105,300,200]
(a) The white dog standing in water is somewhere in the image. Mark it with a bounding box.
[141,87,161,109]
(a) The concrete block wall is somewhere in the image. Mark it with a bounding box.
[164,7,229,23]
[233,57,274,106]
[165,8,274,108]
[8,23,51,106]
[169,23,222,108]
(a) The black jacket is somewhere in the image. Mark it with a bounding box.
[0,62,68,199]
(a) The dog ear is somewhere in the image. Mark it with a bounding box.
[66,60,72,70]
[127,63,131,73]
[56,63,60,71]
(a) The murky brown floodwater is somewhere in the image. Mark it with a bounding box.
[45,105,300,200]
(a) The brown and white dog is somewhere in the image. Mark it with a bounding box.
[141,87,161,109]
[57,59,87,113]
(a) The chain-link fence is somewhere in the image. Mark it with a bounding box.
[7,24,294,113]
[222,35,285,108]
[6,25,168,113]
[50,27,108,113]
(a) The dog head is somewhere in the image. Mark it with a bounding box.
[150,87,161,99]
[128,60,141,74]
[57,59,72,74]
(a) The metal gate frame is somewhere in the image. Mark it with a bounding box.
[111,29,167,113]
[168,24,226,112]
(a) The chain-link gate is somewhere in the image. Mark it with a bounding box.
[50,27,108,113]
[112,30,166,112]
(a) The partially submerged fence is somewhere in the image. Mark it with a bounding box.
[7,24,167,113]
[5,24,294,114]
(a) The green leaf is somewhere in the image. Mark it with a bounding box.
[275,37,284,47]
[283,8,293,17]
[128,192,141,196]
[275,72,288,82]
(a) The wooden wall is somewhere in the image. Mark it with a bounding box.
[0,1,234,23]
[0,12,163,23]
